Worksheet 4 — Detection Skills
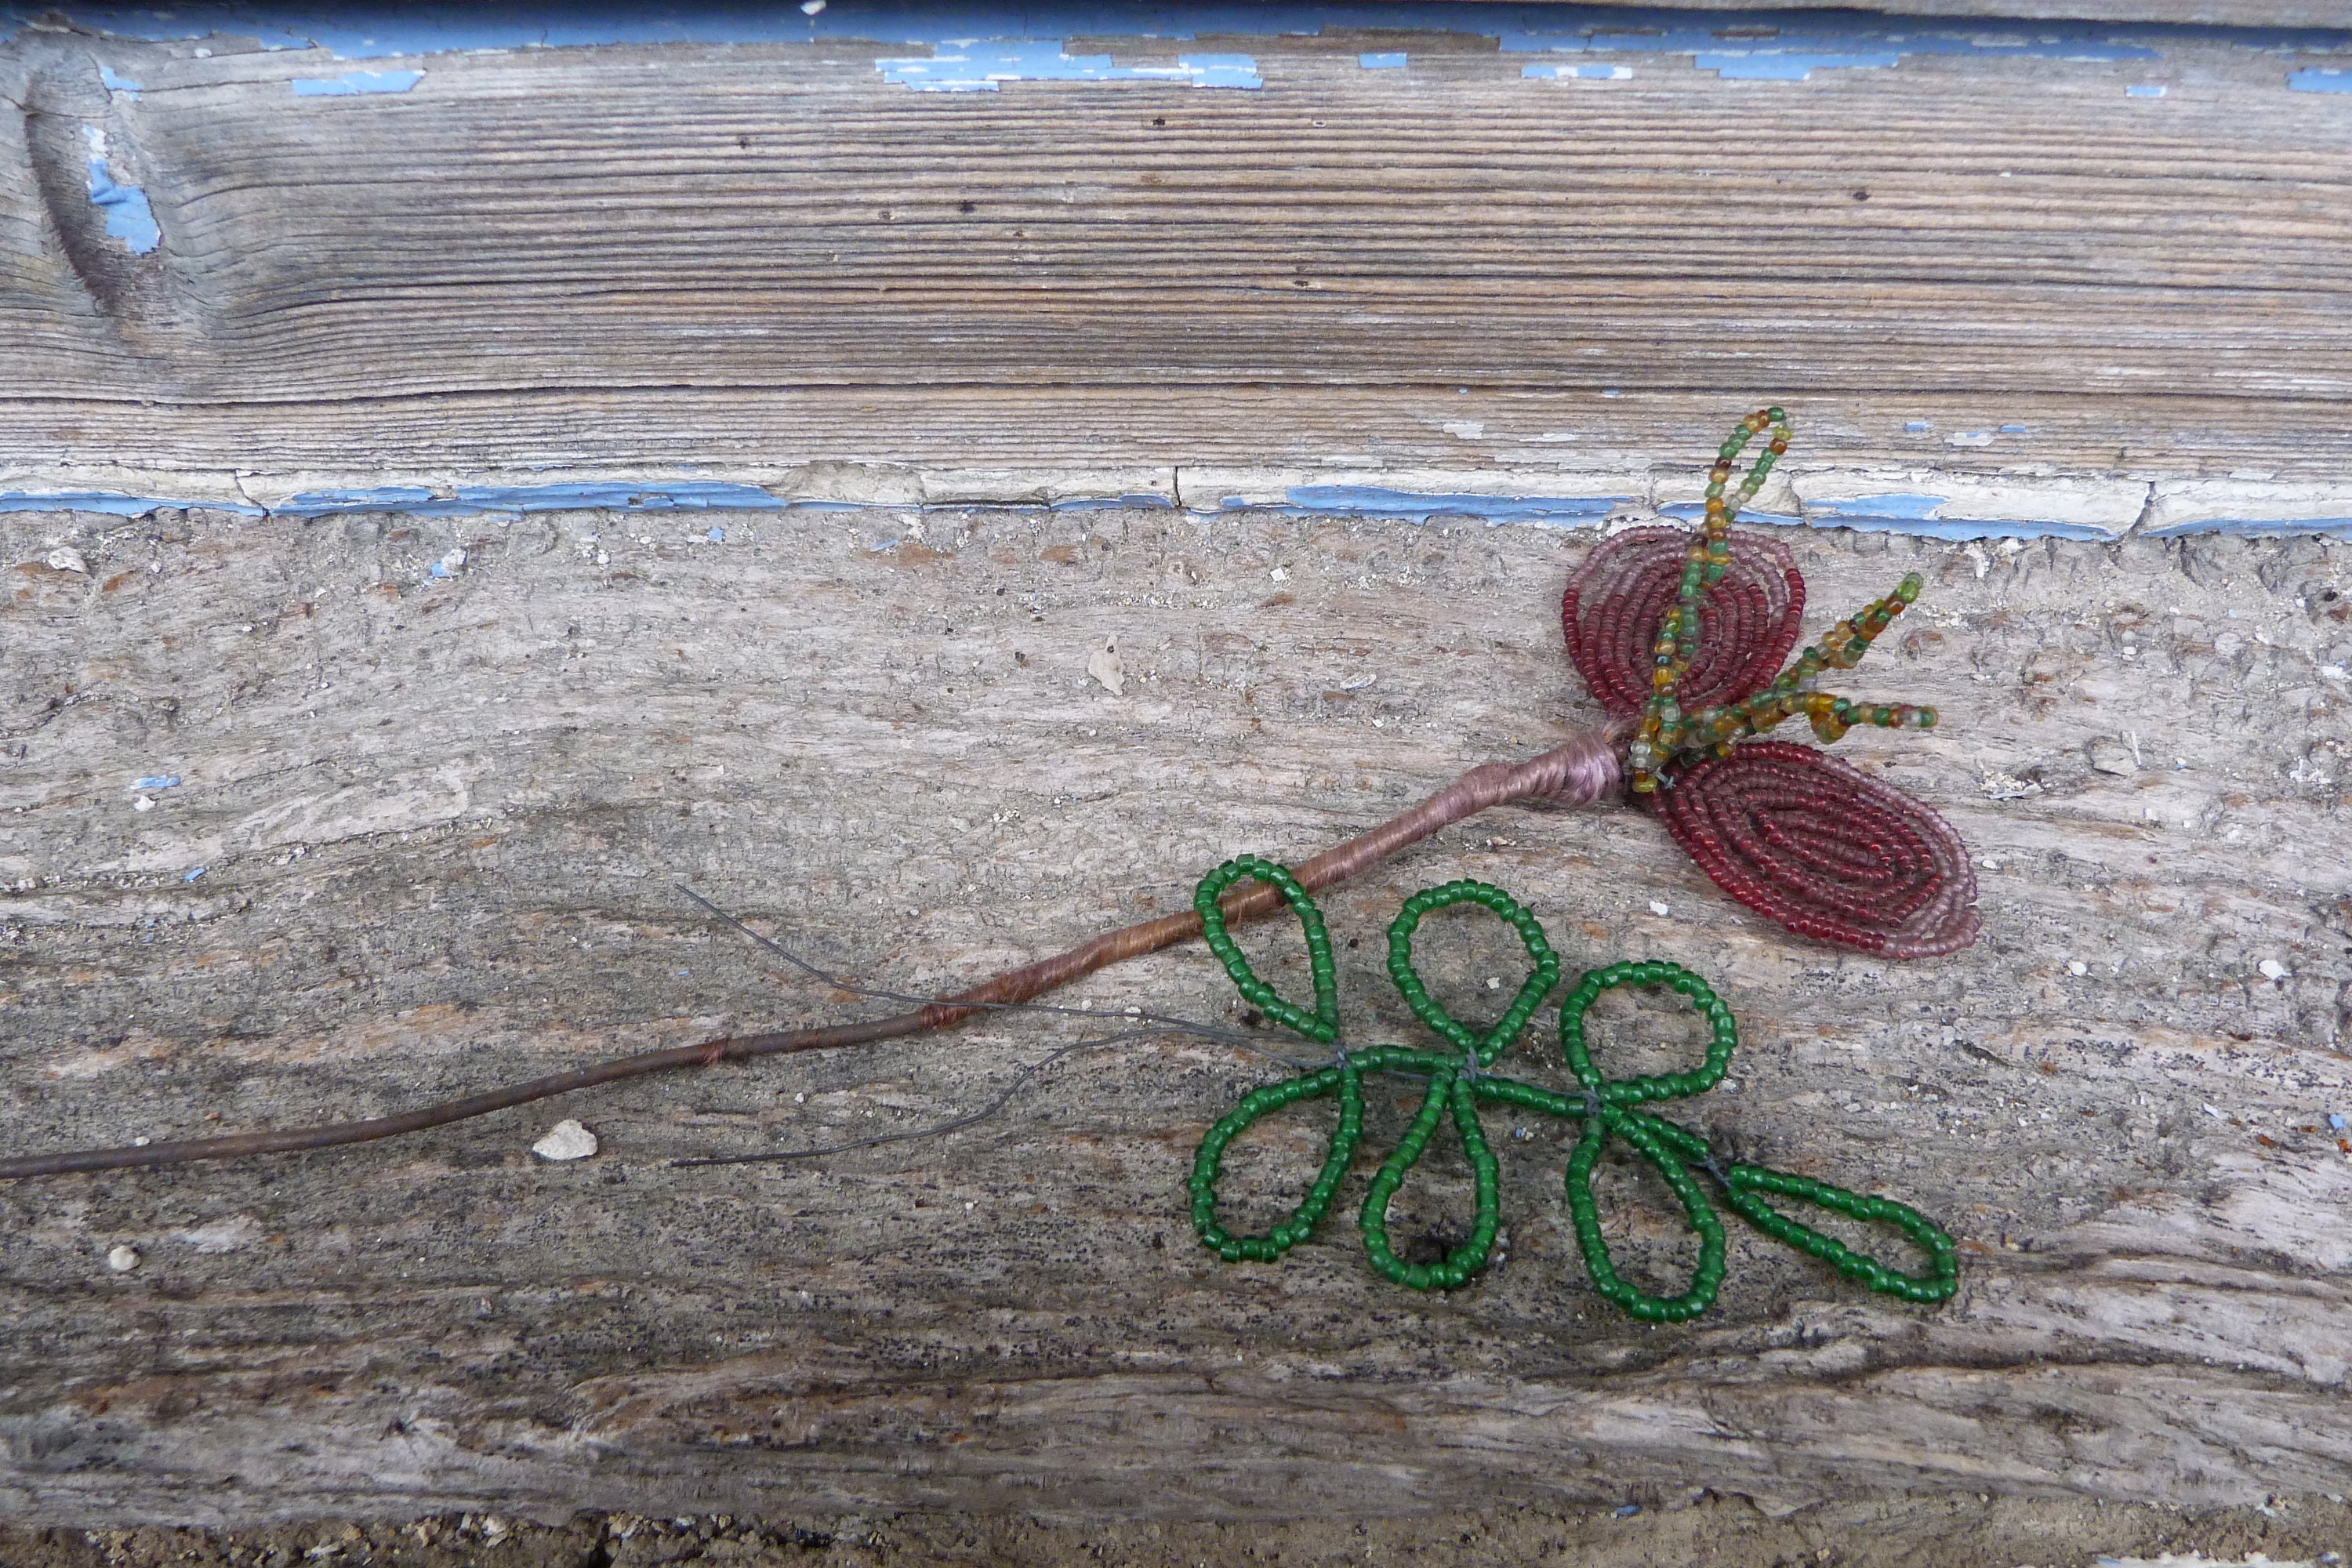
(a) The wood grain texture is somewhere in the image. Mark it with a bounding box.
[2,500,2347,1523]
[1516,0,2352,20]
[2,22,2351,501]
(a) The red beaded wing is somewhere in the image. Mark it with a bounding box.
[1648,742,1981,959]
[1562,526,1805,719]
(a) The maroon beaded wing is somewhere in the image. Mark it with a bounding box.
[1562,526,1806,718]
[1649,742,1980,958]
[1561,528,1981,959]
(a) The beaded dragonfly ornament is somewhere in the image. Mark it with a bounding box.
[0,406,1984,1240]
[1175,408,1976,1316]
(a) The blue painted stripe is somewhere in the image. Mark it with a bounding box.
[1802,494,2111,542]
[0,490,251,517]
[2290,68,2352,93]
[1284,485,1626,524]
[877,40,1258,90]
[1359,52,1406,69]
[5,480,2348,539]
[1525,62,1629,80]
[13,3,2343,70]
[2146,515,2352,538]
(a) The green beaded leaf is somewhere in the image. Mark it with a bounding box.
[1357,1068,1502,1292]
[1183,869,1962,1319]
[1384,880,1563,1068]
[1563,1106,1728,1322]
[1193,855,1341,1044]
[1189,1060,1365,1262]
[1718,1163,1960,1304]
[1558,960,1734,1105]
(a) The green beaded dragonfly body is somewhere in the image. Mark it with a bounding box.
[1185,855,1958,1319]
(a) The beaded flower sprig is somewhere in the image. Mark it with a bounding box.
[1185,855,1958,1316]
[2,405,1987,1187]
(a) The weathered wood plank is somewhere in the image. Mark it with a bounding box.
[2,499,2346,1523]
[3,16,2351,510]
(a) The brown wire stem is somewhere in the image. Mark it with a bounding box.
[0,726,1628,1181]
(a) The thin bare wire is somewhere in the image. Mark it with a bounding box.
[673,884,1278,1053]
[669,1027,1163,1169]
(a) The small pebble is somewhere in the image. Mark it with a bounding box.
[106,1245,140,1272]
[2067,960,2088,977]
[46,546,89,574]
[1648,900,1671,916]
[532,1119,598,1161]
[2257,958,2288,980]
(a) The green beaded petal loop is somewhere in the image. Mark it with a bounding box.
[1185,861,1961,1314]
[1559,959,1736,1107]
[1194,855,1341,1045]
[1188,1058,1364,1262]
[1358,1066,1501,1290]
[1718,1165,1960,1303]
[1385,880,1562,1067]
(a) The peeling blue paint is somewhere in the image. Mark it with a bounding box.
[1660,504,1802,530]
[1524,62,1630,79]
[2146,514,2352,538]
[292,67,425,94]
[1049,492,1178,510]
[1359,52,1406,68]
[15,4,2343,85]
[1693,50,1898,82]
[2126,82,2165,96]
[294,479,806,514]
[84,138,159,255]
[1803,492,2109,541]
[1904,420,1933,432]
[2,479,2347,540]
[0,489,245,517]
[1282,485,1627,524]
[1998,423,2028,434]
[99,64,141,96]
[1504,22,2157,79]
[878,40,1257,90]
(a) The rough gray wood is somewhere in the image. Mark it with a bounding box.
[2,501,2347,1524]
[2,24,2351,505]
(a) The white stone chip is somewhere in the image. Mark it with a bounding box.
[106,1245,140,1272]
[46,546,89,574]
[532,1119,598,1160]
[2257,959,2288,980]
[1086,637,1125,696]
[1648,899,1671,916]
